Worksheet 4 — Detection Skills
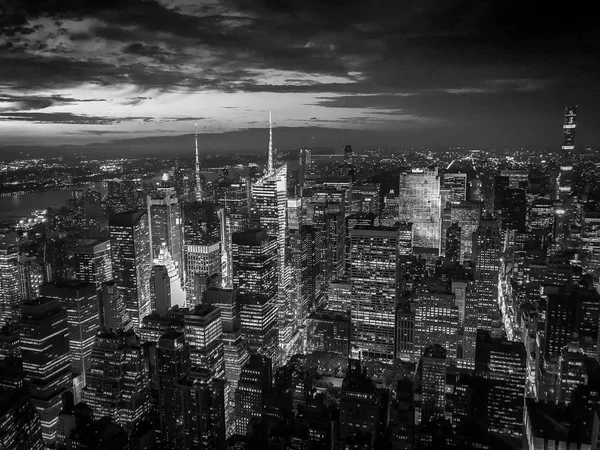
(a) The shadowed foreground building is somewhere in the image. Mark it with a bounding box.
[156,331,190,450]
[82,329,150,432]
[20,297,71,445]
[0,389,44,450]
[178,369,226,450]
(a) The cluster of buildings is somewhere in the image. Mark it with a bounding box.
[1,106,600,449]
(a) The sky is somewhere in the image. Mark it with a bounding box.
[0,0,599,150]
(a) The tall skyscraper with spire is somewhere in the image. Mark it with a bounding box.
[249,114,293,363]
[268,111,273,174]
[195,123,204,202]
[558,105,577,202]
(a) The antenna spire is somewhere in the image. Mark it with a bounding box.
[194,123,203,202]
[268,110,273,174]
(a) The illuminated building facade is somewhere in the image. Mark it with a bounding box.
[20,298,71,445]
[183,202,223,306]
[398,168,441,253]
[184,304,225,379]
[147,186,183,278]
[109,210,152,333]
[414,292,459,360]
[66,238,112,290]
[349,225,399,360]
[82,330,149,431]
[39,281,100,385]
[0,231,20,326]
[151,244,186,315]
[251,165,291,353]
[558,105,577,201]
[441,172,467,204]
[473,215,502,333]
[234,355,272,436]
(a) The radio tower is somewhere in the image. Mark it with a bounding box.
[194,123,203,202]
[268,110,274,174]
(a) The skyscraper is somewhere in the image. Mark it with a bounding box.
[20,297,71,445]
[398,168,441,253]
[349,225,399,360]
[183,202,223,306]
[66,238,112,290]
[82,330,149,431]
[156,331,190,449]
[250,165,290,356]
[0,231,20,326]
[147,185,183,278]
[109,210,153,333]
[473,215,502,333]
[97,280,131,332]
[475,333,526,441]
[151,244,186,315]
[39,281,100,385]
[414,292,459,361]
[558,105,577,201]
[232,229,277,299]
[420,344,447,424]
[178,369,226,450]
[184,304,225,379]
[234,355,272,436]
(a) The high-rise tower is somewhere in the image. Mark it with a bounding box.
[398,168,441,255]
[109,210,152,333]
[558,105,577,201]
[268,111,274,174]
[195,123,204,202]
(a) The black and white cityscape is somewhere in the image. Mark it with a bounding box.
[2,2,600,450]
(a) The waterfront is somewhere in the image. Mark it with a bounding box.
[0,186,107,221]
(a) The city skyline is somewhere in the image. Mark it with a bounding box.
[1,1,600,149]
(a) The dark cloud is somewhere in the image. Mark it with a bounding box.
[0,112,120,124]
[0,93,104,110]
[1,0,600,147]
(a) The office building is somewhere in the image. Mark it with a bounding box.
[156,331,190,449]
[398,168,441,253]
[414,292,459,360]
[82,330,149,431]
[349,225,399,360]
[109,210,153,333]
[98,280,132,332]
[151,244,186,315]
[20,297,71,445]
[441,172,468,204]
[234,355,272,436]
[420,344,447,424]
[0,231,20,326]
[473,215,502,332]
[475,333,526,441]
[40,281,100,384]
[147,186,183,277]
[307,310,350,357]
[184,304,225,379]
[0,389,44,450]
[17,254,47,302]
[178,370,226,450]
[183,202,223,306]
[66,238,112,289]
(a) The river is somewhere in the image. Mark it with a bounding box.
[0,186,107,221]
